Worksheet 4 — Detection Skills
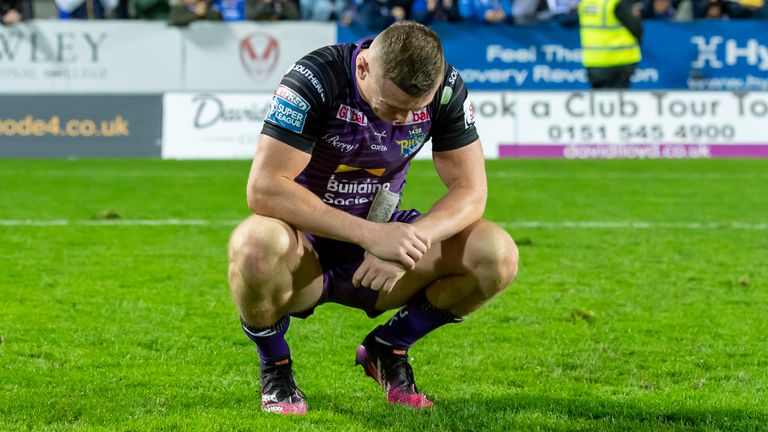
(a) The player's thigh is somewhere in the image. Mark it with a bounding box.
[229,214,324,313]
[373,219,493,311]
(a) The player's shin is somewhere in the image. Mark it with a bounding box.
[241,315,291,363]
[372,290,464,350]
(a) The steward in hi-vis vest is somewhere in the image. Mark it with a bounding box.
[578,0,643,88]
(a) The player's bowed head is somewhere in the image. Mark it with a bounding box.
[355,21,445,124]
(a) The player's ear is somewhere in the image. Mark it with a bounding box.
[356,55,370,81]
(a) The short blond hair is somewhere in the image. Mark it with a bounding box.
[371,21,444,97]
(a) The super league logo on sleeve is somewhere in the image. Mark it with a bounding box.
[239,33,280,82]
[266,85,310,133]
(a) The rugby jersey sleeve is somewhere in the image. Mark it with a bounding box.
[430,65,479,152]
[260,47,336,153]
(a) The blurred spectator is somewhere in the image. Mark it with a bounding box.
[245,0,299,19]
[693,0,723,16]
[337,0,359,24]
[671,0,694,20]
[544,0,579,25]
[169,0,222,25]
[512,0,550,24]
[458,0,512,23]
[411,0,460,23]
[641,0,679,18]
[1,0,32,23]
[753,0,768,15]
[220,0,246,19]
[134,0,170,18]
[359,0,410,29]
[114,0,130,17]
[692,0,766,16]
[300,0,346,20]
[722,0,764,17]
[56,0,117,18]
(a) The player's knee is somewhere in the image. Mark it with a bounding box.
[499,237,520,288]
[466,223,519,298]
[228,216,293,282]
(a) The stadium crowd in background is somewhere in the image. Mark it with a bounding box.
[0,0,764,29]
[1,0,32,22]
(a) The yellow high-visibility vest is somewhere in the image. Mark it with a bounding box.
[578,0,641,67]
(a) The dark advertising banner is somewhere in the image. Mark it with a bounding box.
[0,95,162,158]
[339,21,768,91]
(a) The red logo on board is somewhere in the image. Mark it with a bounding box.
[239,33,279,82]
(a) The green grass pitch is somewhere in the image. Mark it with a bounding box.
[1,159,766,431]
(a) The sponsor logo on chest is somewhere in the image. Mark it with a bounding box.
[322,165,391,207]
[337,104,368,126]
[394,107,431,125]
[323,133,358,153]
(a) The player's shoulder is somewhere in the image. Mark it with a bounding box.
[262,44,356,145]
[430,62,470,117]
[299,44,353,70]
[436,63,468,104]
[285,44,354,105]
[428,62,477,149]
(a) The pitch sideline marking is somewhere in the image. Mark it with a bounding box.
[0,219,766,230]
[4,170,767,181]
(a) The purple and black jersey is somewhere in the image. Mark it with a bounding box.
[261,40,478,218]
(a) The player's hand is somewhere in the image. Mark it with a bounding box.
[352,254,407,294]
[363,222,430,270]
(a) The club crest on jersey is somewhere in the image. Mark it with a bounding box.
[397,127,426,157]
[337,104,368,126]
[266,84,310,133]
[463,99,475,129]
[393,107,430,125]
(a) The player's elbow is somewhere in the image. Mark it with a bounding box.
[449,183,487,222]
[246,182,273,215]
[470,187,488,221]
[457,178,487,218]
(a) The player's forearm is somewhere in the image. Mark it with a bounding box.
[411,185,487,244]
[248,177,376,246]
